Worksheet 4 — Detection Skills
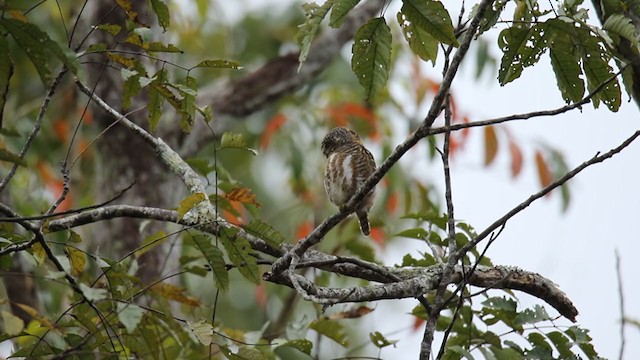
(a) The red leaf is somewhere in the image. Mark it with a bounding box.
[484,126,498,166]
[326,102,378,138]
[509,141,523,177]
[535,150,553,190]
[296,221,314,240]
[413,317,425,331]
[255,283,268,310]
[369,227,385,247]
[386,191,398,214]
[53,118,69,143]
[260,113,287,149]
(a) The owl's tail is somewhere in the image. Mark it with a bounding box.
[356,210,370,236]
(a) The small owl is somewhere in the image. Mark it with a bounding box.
[321,127,376,235]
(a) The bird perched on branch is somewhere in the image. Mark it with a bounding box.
[321,127,376,235]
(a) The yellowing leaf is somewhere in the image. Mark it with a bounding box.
[31,242,45,264]
[115,0,138,21]
[177,192,207,220]
[1,310,24,335]
[135,230,168,258]
[484,125,498,166]
[224,188,262,208]
[187,320,214,346]
[106,52,135,68]
[151,282,200,307]
[309,318,349,347]
[15,303,55,330]
[117,303,144,333]
[65,246,86,277]
[219,132,258,155]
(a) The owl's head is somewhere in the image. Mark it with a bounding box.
[321,127,361,158]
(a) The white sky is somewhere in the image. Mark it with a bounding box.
[188,0,640,358]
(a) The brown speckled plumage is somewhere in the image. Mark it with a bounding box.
[321,127,376,235]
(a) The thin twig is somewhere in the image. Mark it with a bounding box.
[615,249,626,360]
[0,69,68,193]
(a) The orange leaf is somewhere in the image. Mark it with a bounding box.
[369,227,385,247]
[296,221,314,239]
[53,118,69,143]
[222,201,245,225]
[412,317,425,331]
[484,126,498,166]
[224,187,262,208]
[326,102,377,136]
[260,113,287,149]
[386,192,398,214]
[327,306,373,320]
[509,141,523,177]
[535,150,553,189]
[151,283,200,307]
[255,283,268,310]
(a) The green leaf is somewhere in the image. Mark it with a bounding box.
[79,283,108,301]
[150,0,171,31]
[143,42,182,53]
[220,229,260,284]
[547,20,584,104]
[574,26,621,110]
[0,148,26,166]
[297,1,334,68]
[1,310,24,336]
[0,19,80,82]
[369,331,398,348]
[565,326,600,358]
[147,69,167,131]
[117,303,144,333]
[514,305,550,326]
[193,59,242,69]
[401,212,447,229]
[121,68,141,110]
[546,331,572,358]
[192,234,229,291]
[401,0,459,46]
[498,24,547,85]
[448,345,474,359]
[177,76,197,132]
[400,253,436,266]
[135,230,168,258]
[187,319,214,346]
[397,11,438,64]
[345,238,375,262]
[242,219,284,249]
[603,14,638,48]
[219,132,258,155]
[309,318,349,346]
[96,23,122,36]
[276,339,313,354]
[177,192,207,220]
[0,37,13,127]
[330,0,360,27]
[395,228,429,240]
[351,17,392,100]
[476,0,508,35]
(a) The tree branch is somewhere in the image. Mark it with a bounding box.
[267,264,578,321]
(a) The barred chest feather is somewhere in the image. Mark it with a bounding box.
[324,147,375,209]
